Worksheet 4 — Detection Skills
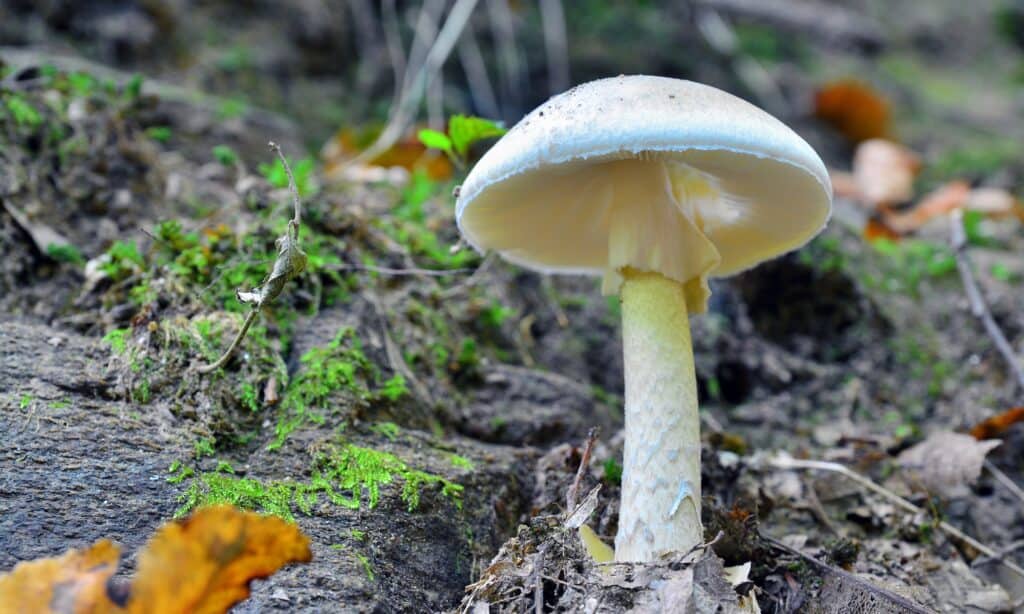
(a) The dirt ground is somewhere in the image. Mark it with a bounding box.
[2,1,1024,612]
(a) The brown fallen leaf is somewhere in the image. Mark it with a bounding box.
[321,127,453,183]
[814,80,891,143]
[970,407,1024,440]
[128,505,312,613]
[965,187,1022,219]
[897,431,1001,497]
[0,506,312,614]
[0,539,122,614]
[852,139,921,209]
[882,181,970,234]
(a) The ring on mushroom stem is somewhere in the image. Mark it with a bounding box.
[455,75,832,562]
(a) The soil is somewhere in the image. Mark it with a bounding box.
[2,1,1024,613]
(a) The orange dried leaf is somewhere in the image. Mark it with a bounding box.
[128,505,312,614]
[814,80,891,143]
[882,180,970,234]
[0,539,124,614]
[322,127,453,181]
[852,139,920,208]
[970,407,1024,440]
[863,216,901,241]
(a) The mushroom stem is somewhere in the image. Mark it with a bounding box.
[615,268,702,561]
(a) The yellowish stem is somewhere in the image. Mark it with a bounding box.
[614,268,702,561]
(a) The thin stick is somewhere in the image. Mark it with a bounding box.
[950,208,1024,393]
[539,0,570,95]
[457,23,501,119]
[198,143,305,374]
[764,535,933,614]
[196,310,259,374]
[269,141,301,229]
[972,539,1024,569]
[771,454,1024,579]
[355,0,479,165]
[567,427,600,511]
[984,459,1024,508]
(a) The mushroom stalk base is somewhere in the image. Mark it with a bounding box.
[614,269,702,562]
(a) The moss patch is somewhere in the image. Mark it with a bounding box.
[174,442,463,520]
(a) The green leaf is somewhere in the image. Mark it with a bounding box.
[447,115,506,158]
[212,144,239,166]
[417,129,453,154]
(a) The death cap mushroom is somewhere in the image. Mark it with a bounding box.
[455,74,832,310]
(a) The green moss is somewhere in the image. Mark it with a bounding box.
[449,454,474,470]
[194,437,216,459]
[311,444,463,512]
[377,375,408,402]
[370,421,400,441]
[176,473,297,520]
[46,243,85,266]
[4,94,43,127]
[175,443,462,520]
[101,328,131,354]
[603,458,623,486]
[270,328,374,450]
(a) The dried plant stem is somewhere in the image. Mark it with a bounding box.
[771,454,1024,579]
[567,427,600,511]
[196,310,259,374]
[198,143,306,374]
[950,208,1024,393]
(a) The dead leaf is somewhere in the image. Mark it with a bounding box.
[128,505,312,613]
[321,127,453,183]
[852,139,920,208]
[882,181,970,234]
[970,407,1024,440]
[814,80,891,143]
[965,187,1021,219]
[0,539,122,614]
[897,431,1001,496]
[0,506,312,614]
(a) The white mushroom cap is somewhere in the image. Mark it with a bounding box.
[455,75,832,312]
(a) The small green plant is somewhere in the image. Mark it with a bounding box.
[145,125,173,143]
[240,382,260,412]
[603,458,623,486]
[449,454,474,470]
[370,422,400,442]
[46,243,85,266]
[418,115,507,168]
[100,240,145,280]
[166,461,195,485]
[19,394,33,409]
[990,263,1017,282]
[4,94,42,127]
[101,328,131,354]
[212,144,239,166]
[481,300,515,330]
[194,437,216,459]
[866,238,956,295]
[378,375,409,402]
[217,97,248,120]
[270,328,375,449]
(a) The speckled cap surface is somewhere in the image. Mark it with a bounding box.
[455,75,833,294]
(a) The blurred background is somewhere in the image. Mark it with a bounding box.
[2,0,1022,175]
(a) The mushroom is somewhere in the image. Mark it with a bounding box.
[455,75,832,561]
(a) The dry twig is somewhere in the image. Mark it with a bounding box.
[567,427,600,511]
[770,454,1024,580]
[950,208,1024,394]
[197,143,307,374]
